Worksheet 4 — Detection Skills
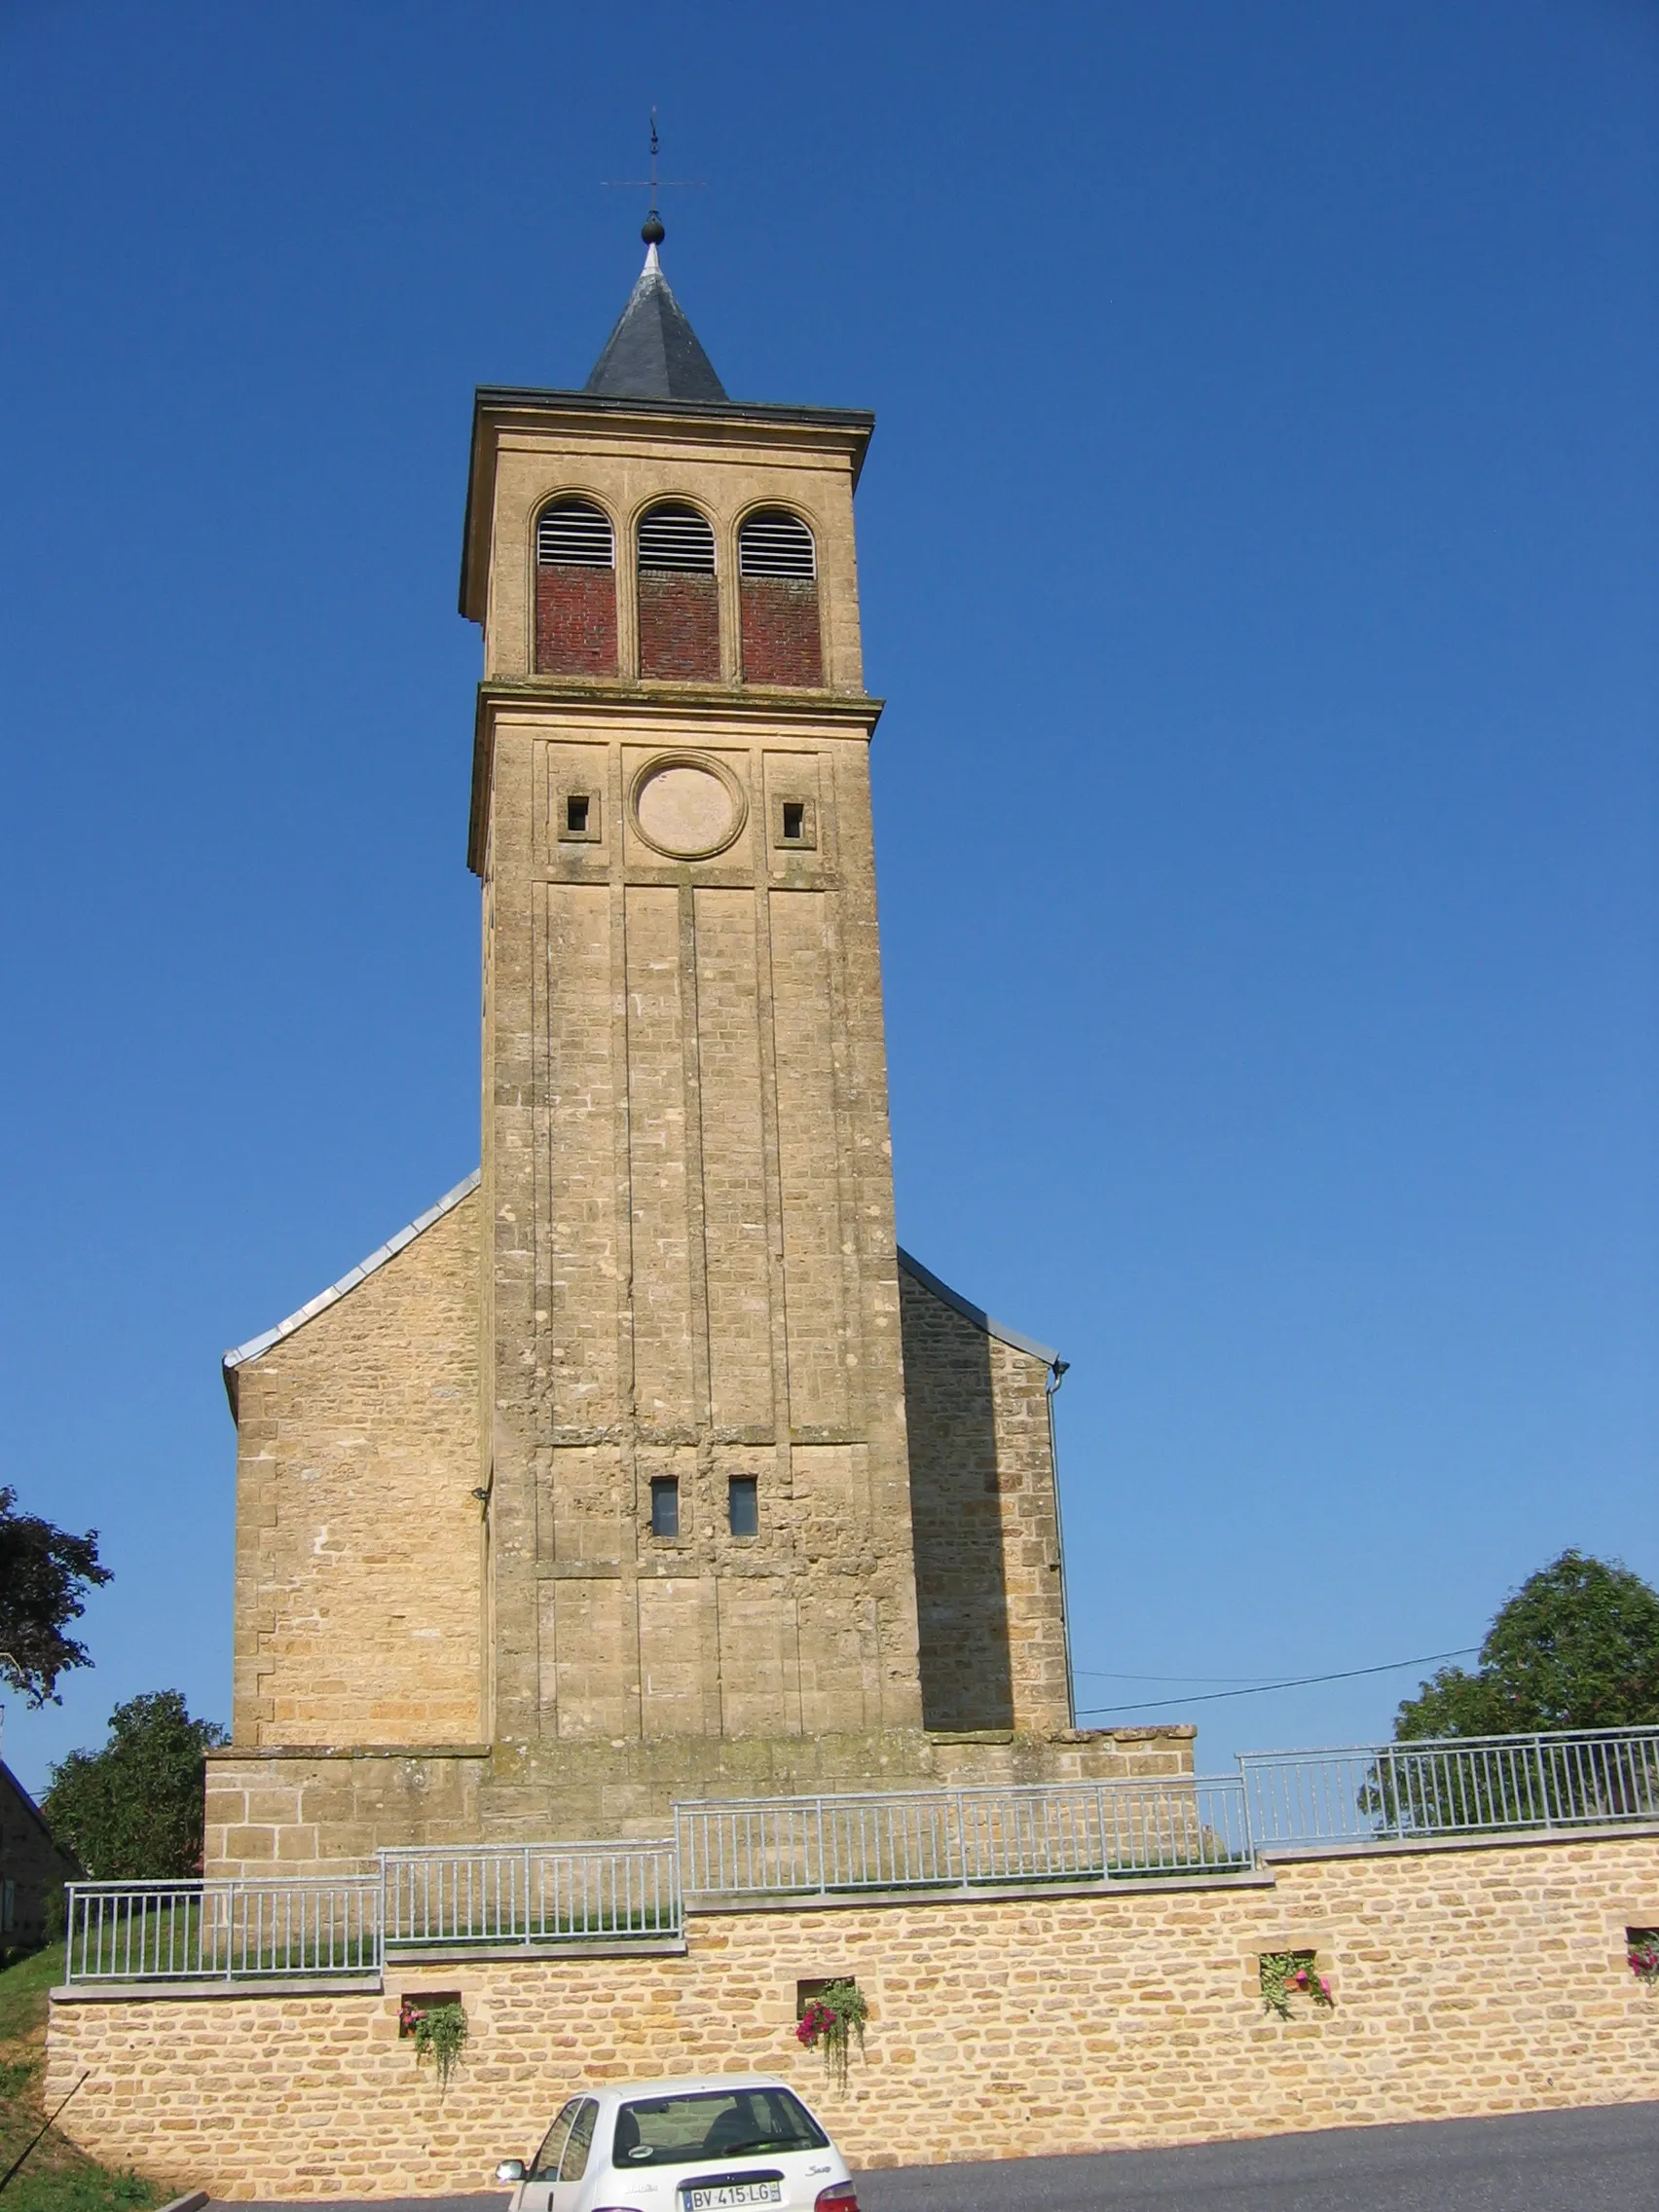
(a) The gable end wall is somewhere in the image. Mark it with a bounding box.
[900,1265,1073,1736]
[230,1191,483,1751]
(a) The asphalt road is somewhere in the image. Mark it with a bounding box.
[234,2099,1659,2212]
[854,2103,1659,2209]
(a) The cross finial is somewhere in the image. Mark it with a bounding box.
[602,112,704,251]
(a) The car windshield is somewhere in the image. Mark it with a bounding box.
[530,2100,579,2181]
[611,2088,828,2169]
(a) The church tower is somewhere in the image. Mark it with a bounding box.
[209,223,1148,1875]
[459,224,926,1809]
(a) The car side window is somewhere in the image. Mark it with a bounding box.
[559,2099,599,2184]
[530,2100,580,2181]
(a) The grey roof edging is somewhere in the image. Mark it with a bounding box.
[896,1247,1061,1369]
[222,1168,482,1375]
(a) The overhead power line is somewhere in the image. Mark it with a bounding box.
[1075,1646,1480,1719]
[1077,1669,1309,1684]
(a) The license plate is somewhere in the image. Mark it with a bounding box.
[685,2188,782,2210]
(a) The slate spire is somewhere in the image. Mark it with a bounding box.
[584,218,727,404]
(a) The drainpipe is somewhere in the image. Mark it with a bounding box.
[1045,1361,1076,1729]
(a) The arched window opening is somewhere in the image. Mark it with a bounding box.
[739,509,822,686]
[535,498,617,677]
[637,503,719,680]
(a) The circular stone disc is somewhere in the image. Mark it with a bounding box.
[633,759,742,858]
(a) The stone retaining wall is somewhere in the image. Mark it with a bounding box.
[204,1726,1195,1877]
[48,1829,1659,2200]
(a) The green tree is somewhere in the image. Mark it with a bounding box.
[41,1691,229,1879]
[0,1486,112,1706]
[1395,1550,1659,1739]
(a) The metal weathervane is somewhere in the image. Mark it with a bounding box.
[604,107,705,243]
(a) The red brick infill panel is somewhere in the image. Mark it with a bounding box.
[741,578,823,686]
[638,571,720,681]
[536,568,618,676]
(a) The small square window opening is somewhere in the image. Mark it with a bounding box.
[559,790,601,842]
[649,1478,680,1539]
[774,796,815,851]
[728,1476,758,1538]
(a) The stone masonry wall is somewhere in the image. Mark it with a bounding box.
[228,1192,482,1751]
[204,1749,491,1880]
[483,705,924,1764]
[203,1726,1194,1876]
[902,1266,1072,1736]
[48,1830,1659,2198]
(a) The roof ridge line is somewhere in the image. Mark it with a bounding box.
[896,1246,1061,1368]
[223,1168,481,1375]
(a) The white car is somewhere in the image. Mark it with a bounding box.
[495,2075,859,2212]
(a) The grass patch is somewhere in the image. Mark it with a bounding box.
[0,1945,171,2212]
[0,1948,61,2047]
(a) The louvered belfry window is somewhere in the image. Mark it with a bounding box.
[739,511,816,580]
[537,499,614,569]
[637,504,717,573]
[535,498,618,677]
[739,508,822,687]
[637,502,720,680]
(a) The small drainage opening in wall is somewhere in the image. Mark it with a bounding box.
[398,1990,461,2037]
[1259,1950,1332,2020]
[1628,1928,1659,1986]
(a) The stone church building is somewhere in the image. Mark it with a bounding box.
[207,235,1190,1876]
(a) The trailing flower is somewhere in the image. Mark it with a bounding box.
[1259,1951,1333,2022]
[794,1978,868,2091]
[403,1998,468,2092]
[1629,1932,1659,1990]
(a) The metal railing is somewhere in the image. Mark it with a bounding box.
[63,1877,381,1984]
[677,1776,1253,1898]
[57,1728,1659,1986]
[1241,1726,1659,1851]
[381,1839,681,1948]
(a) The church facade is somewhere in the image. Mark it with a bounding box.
[207,240,1190,1875]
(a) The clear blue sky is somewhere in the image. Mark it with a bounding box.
[1,1,1654,1797]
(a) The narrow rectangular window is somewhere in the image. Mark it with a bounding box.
[649,1477,680,1539]
[728,1475,758,1537]
[560,790,600,841]
[781,800,805,842]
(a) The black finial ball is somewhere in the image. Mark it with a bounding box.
[642,212,666,246]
